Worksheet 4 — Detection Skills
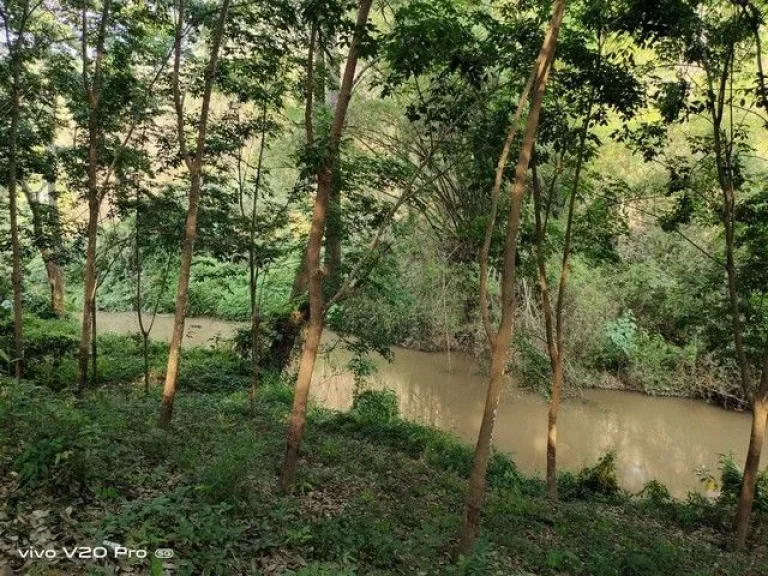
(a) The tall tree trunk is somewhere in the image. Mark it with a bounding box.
[249,103,268,414]
[705,47,767,546]
[733,6,768,550]
[734,393,768,549]
[531,158,560,498]
[46,183,65,315]
[479,68,536,346]
[158,0,232,428]
[91,295,98,385]
[76,0,112,393]
[536,67,597,499]
[159,171,201,426]
[267,26,334,373]
[734,337,768,550]
[280,0,375,492]
[324,38,342,295]
[458,0,565,555]
[76,134,101,391]
[46,261,65,315]
[8,54,24,379]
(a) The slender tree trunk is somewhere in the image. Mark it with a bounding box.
[734,394,767,549]
[248,105,268,415]
[734,339,768,549]
[143,335,150,393]
[280,0,375,492]
[91,296,98,385]
[158,0,232,428]
[325,184,342,295]
[531,157,560,499]
[324,41,343,294]
[76,178,100,391]
[76,0,111,393]
[267,27,333,372]
[540,69,597,499]
[249,308,261,414]
[159,170,202,426]
[46,261,65,316]
[458,0,565,555]
[728,3,768,550]
[733,9,768,550]
[8,60,24,379]
[479,67,536,346]
[705,50,767,545]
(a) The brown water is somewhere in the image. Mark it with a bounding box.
[96,311,767,497]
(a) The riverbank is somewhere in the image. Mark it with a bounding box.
[78,302,749,410]
[46,311,768,496]
[1,375,766,575]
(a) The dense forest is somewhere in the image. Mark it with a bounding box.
[1,0,768,573]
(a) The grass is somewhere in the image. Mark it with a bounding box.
[0,325,766,575]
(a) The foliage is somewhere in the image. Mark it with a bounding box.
[351,389,399,424]
[560,452,623,502]
[718,454,768,514]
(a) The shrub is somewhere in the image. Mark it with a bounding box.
[351,389,400,424]
[718,454,768,513]
[1,384,109,494]
[637,480,672,505]
[561,452,622,501]
[100,486,242,575]
[602,313,637,371]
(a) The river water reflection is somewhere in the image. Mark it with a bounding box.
[96,311,767,497]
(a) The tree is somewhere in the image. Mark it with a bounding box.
[616,0,768,548]
[0,0,46,378]
[529,0,643,499]
[265,0,356,375]
[280,0,375,491]
[50,0,170,392]
[157,0,233,428]
[459,0,565,555]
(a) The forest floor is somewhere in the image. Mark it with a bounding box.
[0,332,766,575]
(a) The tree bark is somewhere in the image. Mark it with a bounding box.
[248,103,268,414]
[458,0,565,555]
[76,128,101,391]
[704,46,768,545]
[734,336,768,549]
[76,0,112,393]
[734,394,767,549]
[46,261,65,315]
[733,6,768,550]
[479,67,536,347]
[158,0,232,429]
[91,295,98,385]
[8,51,25,379]
[534,62,597,499]
[280,0,374,492]
[267,27,340,372]
[324,38,343,295]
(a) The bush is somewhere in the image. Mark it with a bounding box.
[602,313,637,371]
[0,383,109,495]
[177,348,250,393]
[561,452,622,501]
[100,486,242,575]
[351,389,400,423]
[637,480,672,505]
[718,454,768,513]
